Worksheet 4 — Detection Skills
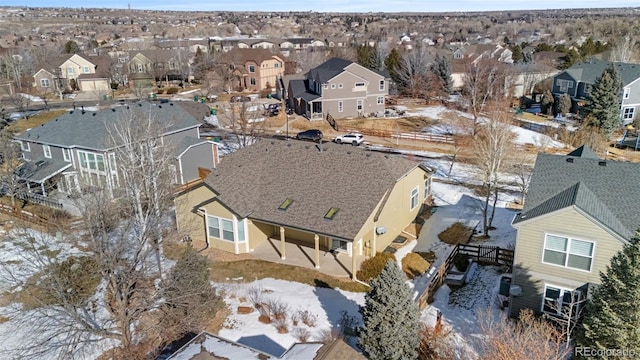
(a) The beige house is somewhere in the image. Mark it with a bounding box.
[33,53,111,94]
[226,48,285,92]
[175,140,432,279]
[127,50,182,88]
[509,146,640,319]
[287,58,389,120]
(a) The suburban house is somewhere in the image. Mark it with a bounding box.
[509,146,640,319]
[225,48,286,92]
[175,139,432,279]
[551,59,640,123]
[167,332,364,359]
[127,50,183,88]
[33,53,111,94]
[13,101,219,199]
[287,58,389,120]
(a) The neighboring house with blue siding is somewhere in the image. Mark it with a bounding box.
[509,146,640,320]
[13,101,218,197]
[551,59,640,124]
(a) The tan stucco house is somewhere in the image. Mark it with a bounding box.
[226,48,285,92]
[175,139,432,279]
[33,53,111,94]
[509,146,640,319]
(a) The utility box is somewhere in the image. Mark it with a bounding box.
[499,276,512,297]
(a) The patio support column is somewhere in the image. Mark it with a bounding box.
[314,234,320,269]
[351,239,359,281]
[279,226,286,260]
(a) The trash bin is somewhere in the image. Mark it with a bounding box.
[149,93,157,100]
[499,276,512,297]
[201,98,206,103]
[210,108,217,115]
[267,93,272,99]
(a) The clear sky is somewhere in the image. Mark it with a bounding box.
[1,0,638,12]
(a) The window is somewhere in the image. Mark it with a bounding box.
[62,148,71,162]
[354,82,365,87]
[624,87,630,99]
[83,66,90,73]
[323,84,328,89]
[542,285,582,318]
[331,84,336,89]
[338,101,343,112]
[543,234,594,271]
[424,177,431,199]
[250,78,256,86]
[556,79,573,92]
[410,187,419,210]
[67,67,74,75]
[377,96,384,105]
[207,216,235,242]
[274,63,279,68]
[43,145,51,159]
[338,83,343,89]
[237,219,246,242]
[137,64,143,72]
[118,58,126,63]
[40,79,50,88]
[248,65,255,73]
[357,99,363,111]
[108,152,116,171]
[379,79,385,91]
[78,151,105,172]
[324,207,340,220]
[623,107,635,120]
[20,141,30,152]
[331,238,348,252]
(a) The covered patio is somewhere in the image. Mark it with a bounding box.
[252,237,366,279]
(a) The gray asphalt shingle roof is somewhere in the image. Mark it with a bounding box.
[308,57,353,84]
[563,59,640,86]
[513,147,640,240]
[203,139,428,240]
[15,102,200,151]
[15,158,71,183]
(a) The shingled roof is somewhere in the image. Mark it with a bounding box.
[308,57,353,84]
[15,101,200,151]
[203,140,429,240]
[513,146,640,240]
[563,59,640,86]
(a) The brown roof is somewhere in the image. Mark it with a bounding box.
[129,49,176,64]
[203,139,427,240]
[314,338,366,360]
[228,48,284,65]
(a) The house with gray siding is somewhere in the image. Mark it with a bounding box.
[13,101,219,197]
[551,59,640,124]
[509,146,640,320]
[287,58,388,120]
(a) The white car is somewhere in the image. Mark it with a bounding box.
[334,132,364,146]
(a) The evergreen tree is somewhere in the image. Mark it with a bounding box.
[432,55,453,94]
[557,93,572,115]
[541,90,555,115]
[583,63,622,140]
[510,44,523,63]
[369,45,382,71]
[357,44,373,69]
[64,40,80,54]
[578,233,640,359]
[384,48,402,84]
[359,260,420,360]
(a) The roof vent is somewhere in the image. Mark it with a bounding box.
[170,103,173,106]
[347,151,352,154]
[70,111,74,114]
[287,143,292,147]
[566,158,574,163]
[92,113,96,116]
[158,105,162,108]
[598,161,606,166]
[138,103,142,107]
[126,106,129,109]
[112,108,116,112]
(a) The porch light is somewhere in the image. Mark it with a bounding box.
[278,198,294,210]
[324,207,340,220]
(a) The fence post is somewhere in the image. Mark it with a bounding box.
[496,246,501,265]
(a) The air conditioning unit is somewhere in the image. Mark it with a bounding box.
[375,226,387,235]
[509,285,523,297]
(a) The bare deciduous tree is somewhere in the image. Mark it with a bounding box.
[477,309,573,360]
[224,100,267,148]
[610,36,639,63]
[462,58,506,135]
[396,47,433,98]
[0,127,24,207]
[471,104,516,237]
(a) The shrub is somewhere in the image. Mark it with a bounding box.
[274,319,288,333]
[438,222,473,245]
[453,253,470,272]
[155,89,165,94]
[402,253,431,279]
[266,298,288,321]
[357,252,396,283]
[296,309,318,327]
[293,327,311,342]
[166,87,180,95]
[245,284,263,308]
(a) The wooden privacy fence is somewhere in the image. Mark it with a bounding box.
[343,128,455,145]
[0,203,84,232]
[416,243,514,309]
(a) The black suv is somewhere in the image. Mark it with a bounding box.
[296,129,323,142]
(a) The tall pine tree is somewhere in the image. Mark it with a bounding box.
[583,63,622,140]
[359,260,420,360]
[432,55,453,94]
[384,48,402,84]
[578,233,640,359]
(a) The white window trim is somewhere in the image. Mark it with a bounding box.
[410,186,419,210]
[624,87,630,99]
[207,214,243,244]
[623,107,635,120]
[249,65,255,73]
[40,78,50,87]
[83,66,90,73]
[67,67,74,75]
[379,80,385,91]
[541,284,583,319]
[338,100,343,112]
[322,84,328,89]
[331,83,336,89]
[43,145,51,159]
[338,83,343,89]
[541,233,595,272]
[62,148,70,162]
[424,177,431,199]
[354,82,365,87]
[20,141,30,152]
[377,96,384,105]
[357,99,363,111]
[77,150,106,174]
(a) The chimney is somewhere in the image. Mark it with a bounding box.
[598,161,606,166]
[566,158,574,163]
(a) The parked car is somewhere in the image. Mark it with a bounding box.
[334,132,364,146]
[296,129,323,142]
[230,95,251,103]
